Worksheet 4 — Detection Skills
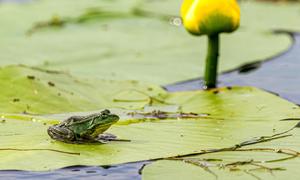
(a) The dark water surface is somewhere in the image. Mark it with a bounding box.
[0,162,151,180]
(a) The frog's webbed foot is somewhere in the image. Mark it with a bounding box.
[96,133,130,143]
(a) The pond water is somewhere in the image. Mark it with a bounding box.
[0,162,150,180]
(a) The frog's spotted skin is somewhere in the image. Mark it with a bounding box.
[47,110,119,144]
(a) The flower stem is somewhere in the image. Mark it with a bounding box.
[204,34,220,89]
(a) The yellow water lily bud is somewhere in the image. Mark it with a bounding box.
[181,0,240,36]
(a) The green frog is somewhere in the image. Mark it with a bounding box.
[47,109,120,144]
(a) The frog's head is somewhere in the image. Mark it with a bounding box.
[93,109,119,127]
[86,109,119,138]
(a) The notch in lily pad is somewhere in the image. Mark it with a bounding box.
[181,0,240,89]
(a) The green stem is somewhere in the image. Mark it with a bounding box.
[204,34,220,89]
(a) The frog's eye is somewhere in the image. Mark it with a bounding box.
[101,109,111,115]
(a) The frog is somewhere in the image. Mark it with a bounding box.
[47,109,120,144]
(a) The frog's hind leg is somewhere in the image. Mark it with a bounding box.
[47,126,75,143]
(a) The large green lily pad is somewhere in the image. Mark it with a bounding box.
[0,65,299,170]
[0,65,166,114]
[0,0,295,84]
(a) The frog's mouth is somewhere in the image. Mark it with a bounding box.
[110,115,120,122]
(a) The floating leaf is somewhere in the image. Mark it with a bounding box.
[0,65,165,114]
[0,0,293,84]
[142,129,300,180]
[0,81,299,170]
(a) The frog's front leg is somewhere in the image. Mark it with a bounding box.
[95,133,117,143]
[96,133,131,143]
[47,125,75,143]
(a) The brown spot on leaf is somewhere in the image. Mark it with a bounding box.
[27,75,35,80]
[212,90,219,94]
[13,98,20,102]
[48,81,55,87]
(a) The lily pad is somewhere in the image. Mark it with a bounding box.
[0,0,293,84]
[142,129,300,180]
[0,79,299,170]
[0,65,165,114]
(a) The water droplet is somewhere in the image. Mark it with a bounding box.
[169,17,182,26]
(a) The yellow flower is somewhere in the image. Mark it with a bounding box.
[181,0,240,36]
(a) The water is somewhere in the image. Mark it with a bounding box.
[0,162,150,180]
